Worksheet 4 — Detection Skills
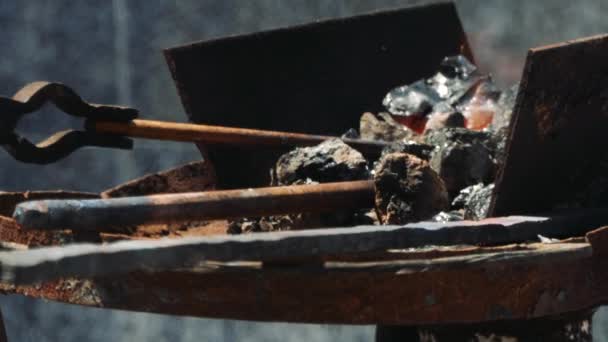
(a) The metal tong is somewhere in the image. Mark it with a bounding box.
[0,82,388,164]
[0,82,136,163]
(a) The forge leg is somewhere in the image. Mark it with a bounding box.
[375,310,593,342]
[375,326,420,341]
[0,305,9,342]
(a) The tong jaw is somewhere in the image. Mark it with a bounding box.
[0,82,138,163]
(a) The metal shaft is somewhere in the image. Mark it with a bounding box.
[89,119,388,156]
[13,180,375,231]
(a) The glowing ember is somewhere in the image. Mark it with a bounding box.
[382,55,503,133]
[461,99,498,130]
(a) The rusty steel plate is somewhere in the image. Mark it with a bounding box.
[165,1,473,188]
[0,240,604,326]
[490,34,608,216]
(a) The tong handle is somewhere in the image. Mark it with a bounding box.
[88,119,388,156]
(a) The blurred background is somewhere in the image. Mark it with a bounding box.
[0,0,607,340]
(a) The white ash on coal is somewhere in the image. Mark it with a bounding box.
[227,218,262,234]
[227,215,297,234]
[432,210,465,222]
[488,83,519,166]
[273,138,370,186]
[424,126,494,148]
[490,83,519,132]
[359,112,414,142]
[452,183,495,220]
[373,153,449,224]
[424,128,496,198]
[489,126,510,170]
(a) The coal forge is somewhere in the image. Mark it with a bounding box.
[229,55,518,234]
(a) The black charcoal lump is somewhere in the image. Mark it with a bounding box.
[373,153,449,225]
[262,139,374,231]
[273,138,370,186]
[382,80,439,117]
[424,128,495,197]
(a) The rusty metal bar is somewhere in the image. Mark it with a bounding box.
[0,242,601,325]
[5,211,608,285]
[0,191,98,217]
[101,160,216,198]
[0,235,592,286]
[13,180,375,231]
[88,119,388,157]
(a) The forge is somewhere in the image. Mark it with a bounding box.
[1,2,608,341]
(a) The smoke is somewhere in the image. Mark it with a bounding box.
[457,0,608,85]
[0,0,607,341]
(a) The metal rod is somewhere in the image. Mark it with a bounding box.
[88,119,388,156]
[13,180,375,231]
